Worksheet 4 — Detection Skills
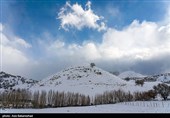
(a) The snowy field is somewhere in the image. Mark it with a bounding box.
[1,101,170,113]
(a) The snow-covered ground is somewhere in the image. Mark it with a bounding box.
[1,101,170,113]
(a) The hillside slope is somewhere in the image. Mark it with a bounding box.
[31,64,158,96]
[0,71,38,91]
[118,71,146,79]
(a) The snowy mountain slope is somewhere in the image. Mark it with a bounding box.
[152,73,170,83]
[0,71,38,91]
[30,64,160,96]
[118,71,170,84]
[118,71,146,79]
[31,64,129,95]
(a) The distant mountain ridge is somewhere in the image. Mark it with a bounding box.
[118,71,146,79]
[144,73,170,83]
[118,71,170,83]
[0,71,38,91]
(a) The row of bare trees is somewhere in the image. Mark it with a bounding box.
[0,89,90,108]
[32,90,90,108]
[94,90,133,105]
[0,83,170,108]
[134,90,156,101]
[0,89,32,108]
[94,83,170,105]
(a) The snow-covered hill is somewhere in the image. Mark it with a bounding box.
[148,73,170,83]
[31,64,159,96]
[0,71,38,91]
[118,71,146,79]
[157,74,170,83]
[118,71,170,83]
[31,64,130,95]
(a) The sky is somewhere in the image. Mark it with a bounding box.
[0,0,170,80]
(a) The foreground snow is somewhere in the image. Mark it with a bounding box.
[1,101,170,113]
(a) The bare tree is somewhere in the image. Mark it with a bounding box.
[39,91,47,108]
[135,79,144,86]
[47,90,53,107]
[54,91,59,107]
[90,63,95,68]
[32,91,40,108]
[153,83,170,100]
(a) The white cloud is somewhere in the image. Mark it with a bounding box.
[1,33,29,72]
[107,6,120,17]
[101,20,170,60]
[46,41,101,61]
[14,37,32,48]
[68,42,101,61]
[58,1,106,31]
[0,23,31,75]
[160,4,170,25]
[48,40,65,50]
[2,45,29,65]
[1,31,31,49]
[45,20,170,71]
[0,23,3,31]
[165,5,170,23]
